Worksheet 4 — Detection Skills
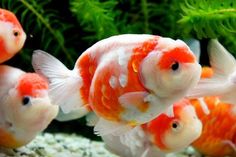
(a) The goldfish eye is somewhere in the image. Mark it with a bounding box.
[13,30,20,37]
[171,120,182,132]
[171,61,179,71]
[22,96,31,106]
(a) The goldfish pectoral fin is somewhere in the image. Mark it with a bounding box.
[198,98,210,115]
[86,112,99,127]
[94,118,132,136]
[32,50,84,114]
[141,146,166,157]
[118,91,149,109]
[222,140,236,152]
[208,39,236,77]
[56,107,89,122]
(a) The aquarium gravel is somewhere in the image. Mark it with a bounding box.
[0,133,201,157]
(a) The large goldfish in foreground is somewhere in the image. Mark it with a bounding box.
[190,67,236,157]
[32,34,201,135]
[188,39,236,105]
[101,99,202,157]
[0,8,26,63]
[0,65,58,148]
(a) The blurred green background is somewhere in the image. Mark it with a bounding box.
[2,0,236,140]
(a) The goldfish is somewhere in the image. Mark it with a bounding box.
[0,8,26,63]
[32,34,201,135]
[188,67,236,157]
[101,99,202,157]
[188,39,236,105]
[0,65,58,148]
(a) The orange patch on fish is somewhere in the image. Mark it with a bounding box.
[0,37,10,63]
[0,9,22,29]
[142,115,169,150]
[158,47,195,70]
[142,101,186,151]
[17,73,48,97]
[0,127,23,148]
[78,53,97,110]
[90,38,159,121]
[132,37,159,73]
[191,98,236,156]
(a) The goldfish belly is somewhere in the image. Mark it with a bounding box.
[0,127,24,148]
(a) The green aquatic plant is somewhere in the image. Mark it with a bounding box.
[178,0,236,54]
[178,0,236,38]
[70,0,119,41]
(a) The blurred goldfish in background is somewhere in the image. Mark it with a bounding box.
[0,8,26,63]
[101,99,202,157]
[188,39,236,105]
[190,67,236,157]
[0,65,58,148]
[32,34,201,135]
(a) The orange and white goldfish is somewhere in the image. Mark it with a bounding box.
[0,8,26,63]
[0,65,58,148]
[32,34,201,135]
[188,39,236,105]
[188,67,236,157]
[191,96,236,157]
[102,99,202,157]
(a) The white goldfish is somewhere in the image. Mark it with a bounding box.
[32,34,201,135]
[0,65,58,148]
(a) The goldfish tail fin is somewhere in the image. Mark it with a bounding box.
[188,39,236,99]
[208,39,236,77]
[32,50,84,114]
[187,78,230,98]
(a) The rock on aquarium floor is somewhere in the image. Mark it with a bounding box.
[0,133,200,157]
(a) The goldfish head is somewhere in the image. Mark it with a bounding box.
[143,99,202,152]
[140,38,201,101]
[0,9,26,63]
[1,73,58,147]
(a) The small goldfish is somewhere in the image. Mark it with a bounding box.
[102,99,202,157]
[188,39,236,105]
[32,34,201,135]
[189,67,236,157]
[0,65,58,148]
[0,8,26,63]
